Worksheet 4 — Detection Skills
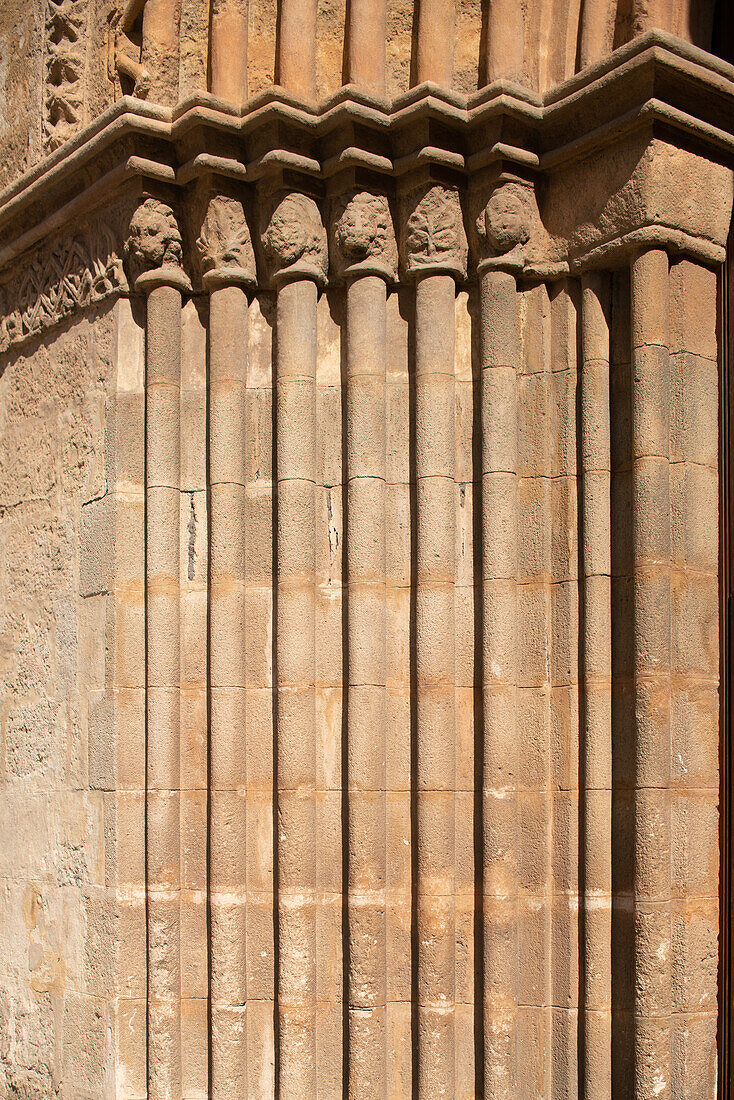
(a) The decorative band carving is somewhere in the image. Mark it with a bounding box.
[0,221,126,354]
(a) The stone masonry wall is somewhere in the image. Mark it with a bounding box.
[0,305,116,1097]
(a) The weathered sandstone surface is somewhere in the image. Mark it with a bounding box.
[0,1,731,1097]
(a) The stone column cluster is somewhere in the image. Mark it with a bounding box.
[125,175,721,1098]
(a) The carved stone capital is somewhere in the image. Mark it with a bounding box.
[125,198,191,293]
[258,191,328,288]
[400,185,467,280]
[471,181,533,276]
[196,195,257,290]
[329,190,397,282]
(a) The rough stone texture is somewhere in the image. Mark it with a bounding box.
[0,0,725,194]
[0,305,117,1097]
[0,1,732,1098]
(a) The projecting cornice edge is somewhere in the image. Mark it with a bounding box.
[0,29,731,325]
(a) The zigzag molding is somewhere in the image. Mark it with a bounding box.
[0,221,127,353]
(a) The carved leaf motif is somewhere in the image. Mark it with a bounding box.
[44,0,87,151]
[197,196,256,277]
[0,222,127,355]
[404,187,467,273]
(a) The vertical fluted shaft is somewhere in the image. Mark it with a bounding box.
[632,0,673,34]
[345,0,386,93]
[208,282,249,1097]
[276,0,318,99]
[144,280,183,1100]
[578,0,614,69]
[479,268,519,1099]
[275,275,318,1100]
[414,0,454,85]
[668,260,720,1096]
[140,0,181,103]
[579,272,612,1099]
[630,248,672,1098]
[413,272,456,1099]
[210,0,249,102]
[484,0,524,83]
[345,273,388,1097]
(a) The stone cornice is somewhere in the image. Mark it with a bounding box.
[0,29,731,317]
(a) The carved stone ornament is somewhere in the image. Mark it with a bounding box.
[44,0,88,152]
[258,191,328,287]
[401,185,467,279]
[330,191,398,281]
[0,223,127,355]
[125,198,190,292]
[197,195,257,289]
[473,181,533,274]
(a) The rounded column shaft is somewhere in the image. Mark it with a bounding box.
[578,0,614,68]
[275,275,318,1100]
[210,0,249,102]
[208,283,250,1097]
[484,0,524,84]
[344,273,388,1097]
[413,272,457,1099]
[579,271,612,1099]
[413,0,454,86]
[276,0,318,99]
[630,247,673,1099]
[345,0,386,93]
[479,267,519,1099]
[141,0,181,104]
[145,280,183,1100]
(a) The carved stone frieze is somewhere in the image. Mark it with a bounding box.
[125,198,190,292]
[329,191,398,282]
[196,195,257,289]
[44,0,88,151]
[258,191,328,287]
[0,222,126,354]
[401,185,467,279]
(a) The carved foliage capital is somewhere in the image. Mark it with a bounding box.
[125,198,188,290]
[330,191,397,281]
[196,195,256,288]
[401,185,467,279]
[258,191,328,287]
